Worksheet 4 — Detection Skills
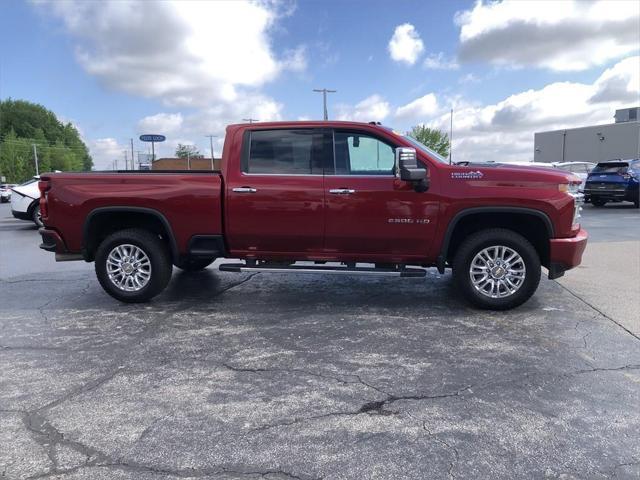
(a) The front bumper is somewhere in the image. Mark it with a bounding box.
[547,228,588,279]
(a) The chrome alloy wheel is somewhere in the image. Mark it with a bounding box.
[106,244,152,292]
[469,245,526,299]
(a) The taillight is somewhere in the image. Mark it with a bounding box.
[38,180,51,219]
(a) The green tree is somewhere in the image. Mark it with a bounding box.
[408,125,450,159]
[0,99,93,182]
[175,143,203,159]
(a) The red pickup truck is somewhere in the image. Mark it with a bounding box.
[38,121,587,310]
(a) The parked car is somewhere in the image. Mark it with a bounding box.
[551,162,596,191]
[0,184,17,203]
[583,159,640,208]
[37,121,587,310]
[10,177,43,226]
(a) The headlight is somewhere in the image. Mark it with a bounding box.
[559,182,583,227]
[558,183,581,195]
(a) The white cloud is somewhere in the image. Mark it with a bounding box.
[423,52,459,70]
[423,56,640,162]
[395,93,439,120]
[135,94,283,159]
[88,138,127,170]
[33,0,304,107]
[388,23,424,65]
[455,0,640,71]
[336,95,390,122]
[281,45,308,73]
[137,113,184,135]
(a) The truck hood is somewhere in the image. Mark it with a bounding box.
[448,162,578,184]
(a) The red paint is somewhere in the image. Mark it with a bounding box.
[39,121,587,273]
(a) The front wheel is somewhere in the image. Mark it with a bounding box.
[452,229,541,310]
[95,229,173,303]
[591,198,606,207]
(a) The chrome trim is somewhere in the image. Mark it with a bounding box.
[219,263,427,278]
[232,187,258,193]
[106,244,152,292]
[469,245,526,299]
[329,188,355,194]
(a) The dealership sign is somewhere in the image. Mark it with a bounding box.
[139,134,166,142]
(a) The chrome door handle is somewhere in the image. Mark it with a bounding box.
[232,187,257,193]
[329,189,355,195]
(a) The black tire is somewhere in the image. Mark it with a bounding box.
[32,203,44,227]
[95,229,172,303]
[175,258,215,272]
[591,198,606,207]
[452,228,541,310]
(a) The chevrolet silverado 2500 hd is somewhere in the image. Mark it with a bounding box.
[37,121,588,309]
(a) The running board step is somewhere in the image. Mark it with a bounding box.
[219,263,426,278]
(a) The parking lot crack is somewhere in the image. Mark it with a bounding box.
[221,362,391,396]
[37,365,126,412]
[213,273,258,297]
[249,385,472,433]
[22,411,108,479]
[554,280,640,342]
[422,423,459,480]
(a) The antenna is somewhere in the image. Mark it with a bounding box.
[449,108,453,165]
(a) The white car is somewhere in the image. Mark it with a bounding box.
[1,184,17,203]
[551,162,596,190]
[11,177,43,227]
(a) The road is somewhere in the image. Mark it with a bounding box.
[1,201,639,479]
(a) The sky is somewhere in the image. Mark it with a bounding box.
[0,0,638,169]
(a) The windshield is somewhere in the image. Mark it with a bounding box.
[401,135,449,164]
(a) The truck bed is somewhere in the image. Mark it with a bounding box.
[41,171,224,255]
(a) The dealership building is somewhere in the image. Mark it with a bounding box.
[534,107,640,164]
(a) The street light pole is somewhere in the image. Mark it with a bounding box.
[313,88,337,120]
[205,134,217,170]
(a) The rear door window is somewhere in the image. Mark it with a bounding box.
[243,129,325,175]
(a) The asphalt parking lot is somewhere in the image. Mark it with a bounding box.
[1,201,639,479]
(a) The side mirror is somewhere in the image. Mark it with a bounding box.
[396,147,429,192]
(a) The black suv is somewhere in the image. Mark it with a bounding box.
[584,159,640,208]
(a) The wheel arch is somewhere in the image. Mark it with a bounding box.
[82,207,178,262]
[437,207,554,273]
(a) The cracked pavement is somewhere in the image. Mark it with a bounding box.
[1,203,639,479]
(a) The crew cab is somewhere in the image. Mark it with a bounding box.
[37,121,588,310]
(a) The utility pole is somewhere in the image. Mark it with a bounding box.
[32,144,39,176]
[205,135,217,170]
[187,151,191,170]
[242,118,258,124]
[130,138,135,171]
[123,150,128,171]
[313,88,337,120]
[449,108,453,165]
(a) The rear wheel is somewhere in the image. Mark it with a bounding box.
[95,229,172,303]
[591,198,607,207]
[453,229,541,310]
